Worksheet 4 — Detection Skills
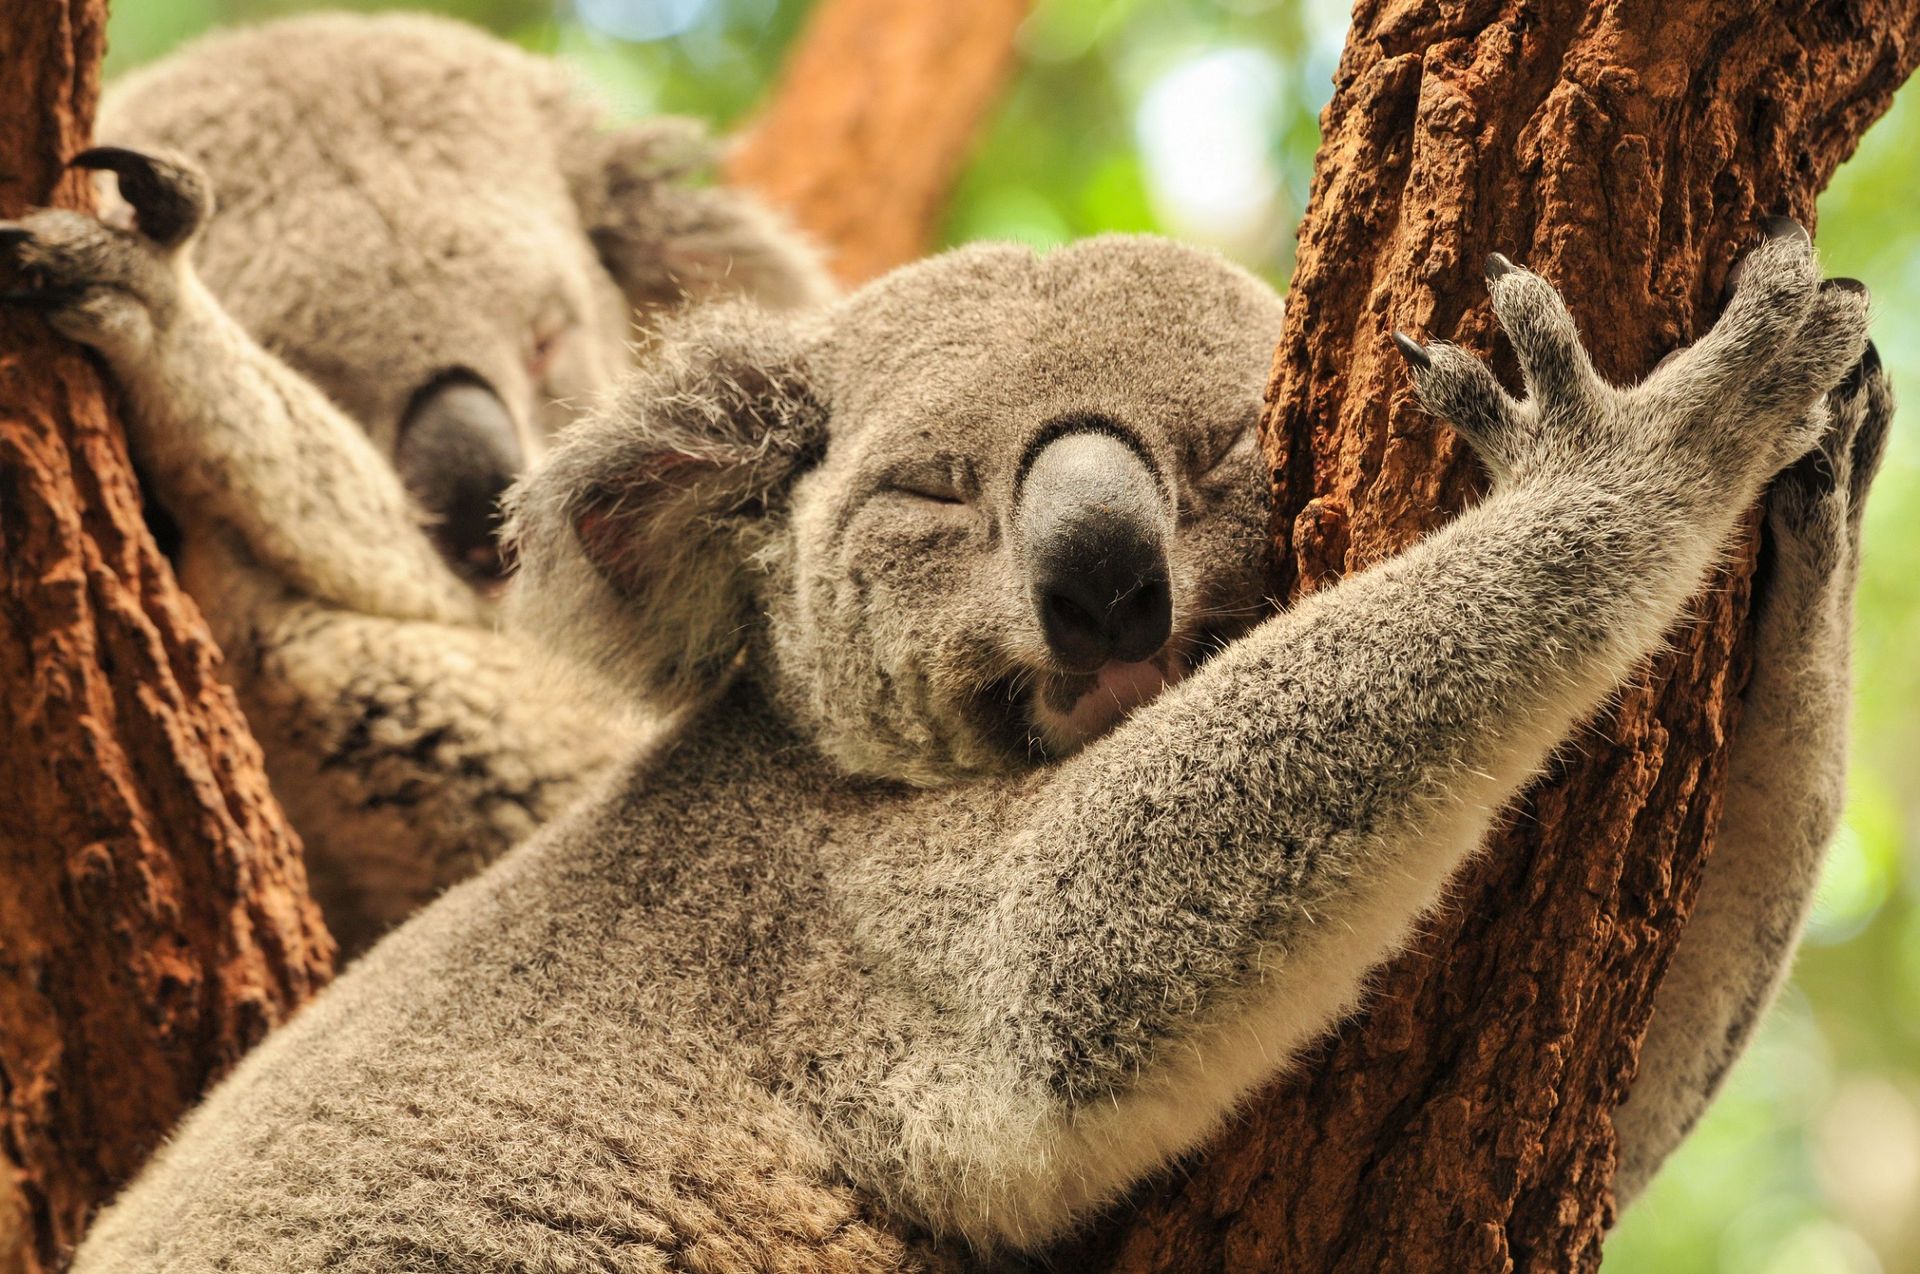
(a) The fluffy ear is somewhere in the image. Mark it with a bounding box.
[568,117,836,315]
[503,303,825,706]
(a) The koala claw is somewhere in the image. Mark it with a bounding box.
[1392,329,1431,369]
[1762,214,1809,244]
[69,145,213,250]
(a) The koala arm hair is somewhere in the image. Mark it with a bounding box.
[1613,356,1893,1202]
[173,533,646,952]
[91,259,483,627]
[832,468,1742,1245]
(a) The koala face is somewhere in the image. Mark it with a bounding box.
[762,239,1281,781]
[509,236,1282,787]
[102,13,829,587]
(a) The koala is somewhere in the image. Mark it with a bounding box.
[0,12,833,951]
[61,226,1883,1271]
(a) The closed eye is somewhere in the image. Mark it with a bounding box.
[1199,424,1255,474]
[887,482,967,505]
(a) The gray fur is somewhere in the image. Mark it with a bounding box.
[67,230,1874,1270]
[0,12,833,950]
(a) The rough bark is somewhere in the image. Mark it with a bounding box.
[0,7,335,1274]
[725,0,1031,285]
[1055,2,1920,1270]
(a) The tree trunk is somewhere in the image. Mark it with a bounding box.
[725,0,1031,285]
[0,7,335,1274]
[1061,3,1920,1270]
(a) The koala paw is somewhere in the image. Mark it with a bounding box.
[1767,340,1894,572]
[1395,220,1871,500]
[0,146,212,360]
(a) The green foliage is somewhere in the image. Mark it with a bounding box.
[103,3,1920,1268]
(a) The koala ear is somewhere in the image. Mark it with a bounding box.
[568,117,836,315]
[503,303,825,707]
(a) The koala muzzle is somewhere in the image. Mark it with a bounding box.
[397,374,523,586]
[1018,429,1174,673]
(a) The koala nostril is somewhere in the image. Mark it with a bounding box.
[1112,577,1173,663]
[1041,589,1111,670]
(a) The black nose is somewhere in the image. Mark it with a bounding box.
[1017,429,1174,672]
[396,374,523,586]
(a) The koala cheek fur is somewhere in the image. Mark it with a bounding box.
[60,216,1886,1267]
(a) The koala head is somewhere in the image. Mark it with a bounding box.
[508,236,1281,785]
[100,12,831,587]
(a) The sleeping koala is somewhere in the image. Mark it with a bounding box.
[0,12,831,950]
[65,228,1883,1270]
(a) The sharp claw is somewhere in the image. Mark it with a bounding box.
[1821,277,1869,299]
[1761,214,1809,244]
[69,145,155,177]
[1484,253,1517,282]
[1392,330,1431,370]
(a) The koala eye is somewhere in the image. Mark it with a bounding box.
[528,308,573,381]
[881,459,970,506]
[888,480,967,506]
[1197,423,1256,475]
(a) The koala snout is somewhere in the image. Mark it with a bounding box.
[397,373,524,586]
[1017,428,1174,673]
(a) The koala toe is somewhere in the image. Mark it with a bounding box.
[1657,220,1822,397]
[70,145,213,250]
[1747,279,1872,422]
[1768,339,1892,552]
[0,208,173,356]
[1848,343,1895,516]
[1484,255,1602,410]
[1396,334,1531,481]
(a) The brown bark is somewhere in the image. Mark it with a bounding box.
[1056,2,1920,1270]
[724,0,1032,286]
[0,7,335,1274]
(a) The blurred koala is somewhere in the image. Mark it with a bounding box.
[1,12,832,950]
[60,229,1886,1270]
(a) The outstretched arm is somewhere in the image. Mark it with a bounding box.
[832,231,1872,1249]
[1614,346,1893,1200]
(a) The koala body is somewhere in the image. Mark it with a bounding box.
[5,13,832,949]
[63,231,1884,1270]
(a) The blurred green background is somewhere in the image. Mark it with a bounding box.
[105,2,1920,1269]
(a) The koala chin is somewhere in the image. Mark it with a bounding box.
[68,232,1885,1271]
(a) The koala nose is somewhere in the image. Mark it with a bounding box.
[1017,428,1174,673]
[396,374,524,586]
